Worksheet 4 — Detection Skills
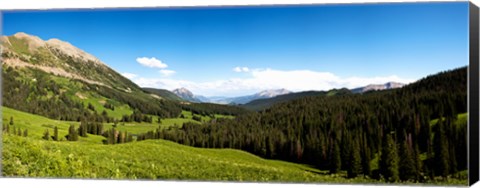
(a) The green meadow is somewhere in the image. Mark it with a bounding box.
[1,107,467,185]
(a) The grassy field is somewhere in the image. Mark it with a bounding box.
[77,92,133,119]
[1,106,233,137]
[429,113,467,126]
[2,107,105,144]
[3,134,333,181]
[1,107,354,182]
[1,107,467,185]
[105,110,234,134]
[179,110,235,122]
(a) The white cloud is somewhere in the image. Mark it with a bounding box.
[233,66,250,72]
[130,68,416,97]
[136,57,168,69]
[159,69,176,77]
[121,72,137,79]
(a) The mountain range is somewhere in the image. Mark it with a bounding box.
[174,88,293,105]
[169,82,405,106]
[1,32,407,117]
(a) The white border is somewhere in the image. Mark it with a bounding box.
[0,0,472,10]
[0,0,478,188]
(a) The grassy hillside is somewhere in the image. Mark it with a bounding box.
[0,107,358,182]
[2,107,106,143]
[2,107,467,185]
[143,87,184,101]
[429,113,467,126]
[1,107,232,136]
[4,134,350,182]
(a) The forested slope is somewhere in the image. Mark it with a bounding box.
[147,67,468,183]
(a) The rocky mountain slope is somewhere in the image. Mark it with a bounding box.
[351,82,405,93]
[172,87,202,102]
[1,32,181,120]
[1,32,138,91]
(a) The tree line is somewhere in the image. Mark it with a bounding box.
[2,117,28,137]
[181,102,249,116]
[135,67,468,183]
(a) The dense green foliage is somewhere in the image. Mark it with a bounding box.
[2,66,90,121]
[91,83,182,118]
[181,102,249,116]
[242,88,352,111]
[2,108,413,184]
[150,67,468,184]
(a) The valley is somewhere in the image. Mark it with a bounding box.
[1,107,468,185]
[1,32,469,186]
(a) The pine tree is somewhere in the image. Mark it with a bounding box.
[67,124,78,141]
[73,126,79,141]
[97,123,104,135]
[433,119,450,177]
[78,121,88,137]
[119,131,125,144]
[108,128,116,144]
[380,133,399,182]
[348,139,362,178]
[295,139,303,161]
[330,141,342,174]
[341,132,351,171]
[413,142,422,180]
[362,136,372,177]
[447,120,458,175]
[53,126,59,141]
[398,132,416,181]
[17,127,22,136]
[82,122,88,137]
[23,129,28,137]
[4,123,10,134]
[9,116,14,125]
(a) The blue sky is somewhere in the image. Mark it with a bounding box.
[2,2,469,97]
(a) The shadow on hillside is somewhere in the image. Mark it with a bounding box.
[304,169,329,176]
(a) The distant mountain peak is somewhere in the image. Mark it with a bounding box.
[173,87,193,95]
[256,88,292,98]
[384,82,404,88]
[352,82,405,93]
[169,88,293,104]
[172,87,200,102]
